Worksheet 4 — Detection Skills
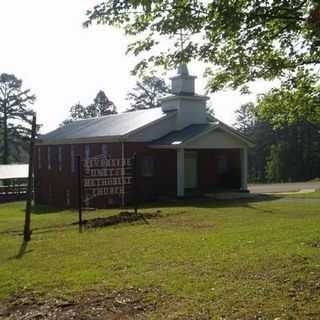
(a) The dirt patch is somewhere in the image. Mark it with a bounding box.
[82,211,161,229]
[0,288,162,320]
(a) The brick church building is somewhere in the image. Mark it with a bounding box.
[35,65,253,208]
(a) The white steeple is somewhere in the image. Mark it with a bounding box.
[170,64,196,95]
[160,64,209,130]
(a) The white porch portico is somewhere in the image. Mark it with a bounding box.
[176,146,249,197]
[152,123,252,197]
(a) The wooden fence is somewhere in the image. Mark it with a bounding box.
[0,184,28,202]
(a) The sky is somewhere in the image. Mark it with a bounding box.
[0,0,274,134]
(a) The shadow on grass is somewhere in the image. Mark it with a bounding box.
[8,241,32,260]
[19,204,72,215]
[139,194,280,211]
[16,241,29,258]
[1,221,76,237]
[2,195,285,245]
[21,194,280,216]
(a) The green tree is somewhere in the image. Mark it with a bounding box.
[63,91,117,125]
[234,102,275,182]
[257,70,320,128]
[265,144,285,182]
[126,76,170,111]
[85,1,320,92]
[90,90,117,116]
[248,70,320,181]
[0,73,36,164]
[234,99,320,183]
[68,103,87,120]
[234,102,256,135]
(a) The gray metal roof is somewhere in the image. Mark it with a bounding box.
[151,124,216,146]
[40,108,172,144]
[0,164,28,180]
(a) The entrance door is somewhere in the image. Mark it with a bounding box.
[184,151,198,189]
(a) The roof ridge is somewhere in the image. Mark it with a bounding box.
[64,107,163,124]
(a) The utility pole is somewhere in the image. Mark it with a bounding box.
[24,113,36,242]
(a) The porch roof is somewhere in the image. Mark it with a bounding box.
[150,122,254,148]
[150,124,215,147]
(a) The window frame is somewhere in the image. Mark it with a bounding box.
[47,146,51,170]
[70,145,75,173]
[85,144,90,160]
[217,155,228,174]
[58,146,63,172]
[101,144,108,157]
[38,147,41,169]
[141,155,154,177]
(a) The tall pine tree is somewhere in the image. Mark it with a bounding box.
[0,73,36,164]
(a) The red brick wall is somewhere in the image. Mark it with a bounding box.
[34,142,163,208]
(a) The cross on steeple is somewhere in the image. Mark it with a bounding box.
[176,29,190,76]
[178,29,189,53]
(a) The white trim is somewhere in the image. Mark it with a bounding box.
[160,94,209,103]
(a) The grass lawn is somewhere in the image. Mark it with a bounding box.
[1,193,320,319]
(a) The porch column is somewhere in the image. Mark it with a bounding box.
[177,148,185,197]
[240,147,248,191]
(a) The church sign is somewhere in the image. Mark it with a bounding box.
[82,154,135,204]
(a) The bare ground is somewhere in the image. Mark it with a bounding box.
[0,288,164,320]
